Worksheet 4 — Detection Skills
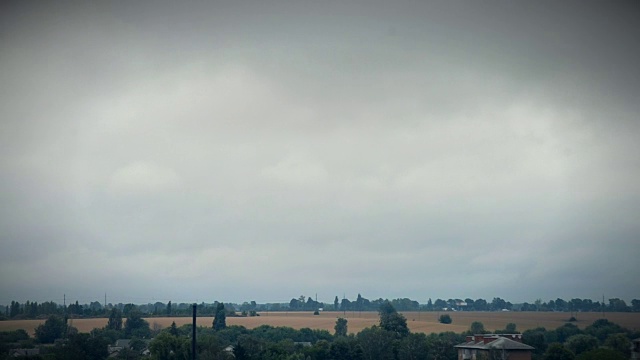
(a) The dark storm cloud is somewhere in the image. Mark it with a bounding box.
[1,1,639,304]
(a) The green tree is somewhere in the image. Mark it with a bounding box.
[234,334,266,360]
[564,334,598,356]
[575,348,626,360]
[90,327,121,344]
[124,310,150,338]
[122,303,137,316]
[522,327,548,355]
[426,332,461,360]
[469,321,487,334]
[334,317,348,337]
[357,326,397,360]
[51,332,109,360]
[397,332,429,360]
[555,323,581,343]
[150,332,191,360]
[584,318,624,342]
[213,302,227,331]
[34,315,68,343]
[329,336,364,360]
[543,343,575,360]
[10,301,20,318]
[334,296,339,311]
[495,322,518,334]
[167,301,172,316]
[604,333,632,358]
[608,298,629,312]
[169,321,180,336]
[107,308,123,331]
[438,314,452,324]
[379,301,409,338]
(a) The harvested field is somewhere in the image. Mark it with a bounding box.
[2,311,639,336]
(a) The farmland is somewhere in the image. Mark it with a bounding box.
[2,311,639,336]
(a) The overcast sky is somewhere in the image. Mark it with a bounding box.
[1,1,639,306]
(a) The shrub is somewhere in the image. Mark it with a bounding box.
[439,314,452,324]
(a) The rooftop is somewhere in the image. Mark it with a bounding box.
[455,334,535,351]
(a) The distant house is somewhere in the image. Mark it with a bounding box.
[454,334,534,360]
[108,338,151,358]
[108,339,131,354]
[11,348,40,357]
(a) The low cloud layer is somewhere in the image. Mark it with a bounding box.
[1,1,639,305]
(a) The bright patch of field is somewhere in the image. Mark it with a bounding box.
[2,311,639,336]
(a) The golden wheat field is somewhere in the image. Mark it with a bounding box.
[2,311,639,336]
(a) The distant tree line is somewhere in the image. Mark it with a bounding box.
[2,296,639,320]
[1,300,638,360]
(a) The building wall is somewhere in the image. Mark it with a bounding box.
[508,351,532,360]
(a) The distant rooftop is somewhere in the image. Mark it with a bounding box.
[455,334,535,351]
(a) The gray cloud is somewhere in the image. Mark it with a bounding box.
[1,1,639,305]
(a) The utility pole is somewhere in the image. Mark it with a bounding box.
[192,304,197,360]
[343,293,346,316]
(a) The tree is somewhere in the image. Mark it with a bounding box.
[495,323,519,334]
[438,314,452,324]
[334,296,339,311]
[522,327,548,355]
[469,321,487,334]
[555,323,581,343]
[167,301,172,316]
[474,298,488,311]
[397,332,430,360]
[35,315,68,343]
[213,302,227,331]
[608,298,629,312]
[603,333,631,358]
[334,317,348,337]
[107,308,123,331]
[426,332,462,360]
[289,298,301,310]
[340,298,351,311]
[122,303,137,316]
[464,298,475,310]
[329,336,364,360]
[52,332,109,360]
[433,299,447,310]
[564,334,598,356]
[575,348,626,360]
[379,301,409,338]
[491,297,507,311]
[124,310,150,338]
[10,301,20,318]
[169,321,180,336]
[357,326,397,360]
[543,343,575,360]
[150,332,191,359]
[585,318,624,342]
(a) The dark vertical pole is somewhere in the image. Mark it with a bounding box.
[192,303,197,360]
